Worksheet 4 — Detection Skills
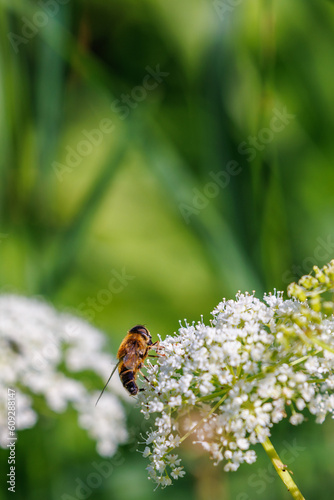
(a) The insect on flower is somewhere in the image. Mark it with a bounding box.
[96,325,161,404]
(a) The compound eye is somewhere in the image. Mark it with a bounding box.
[129,325,148,335]
[141,329,152,343]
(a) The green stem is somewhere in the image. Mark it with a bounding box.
[286,326,334,356]
[260,434,305,500]
[309,337,334,355]
[198,389,228,402]
[289,350,321,367]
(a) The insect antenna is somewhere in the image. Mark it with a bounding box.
[95,361,120,406]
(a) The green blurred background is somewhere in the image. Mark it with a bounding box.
[1,0,334,498]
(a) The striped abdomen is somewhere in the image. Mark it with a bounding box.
[118,364,139,395]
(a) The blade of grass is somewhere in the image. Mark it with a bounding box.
[138,113,262,293]
[37,135,128,297]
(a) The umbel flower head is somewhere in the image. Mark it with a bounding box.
[0,295,128,456]
[138,261,334,488]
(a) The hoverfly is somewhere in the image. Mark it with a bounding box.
[96,325,159,404]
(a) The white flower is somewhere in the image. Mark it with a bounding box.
[296,398,306,411]
[166,454,181,465]
[289,414,304,425]
[142,446,151,458]
[171,467,186,479]
[138,283,334,487]
[0,294,128,455]
[168,396,182,407]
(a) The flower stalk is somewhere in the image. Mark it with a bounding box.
[260,435,305,500]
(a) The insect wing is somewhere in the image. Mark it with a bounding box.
[122,349,140,369]
[123,339,147,369]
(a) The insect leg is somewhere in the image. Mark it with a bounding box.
[139,369,157,390]
[149,341,165,356]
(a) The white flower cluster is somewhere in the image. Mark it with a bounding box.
[139,284,334,487]
[0,294,128,456]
